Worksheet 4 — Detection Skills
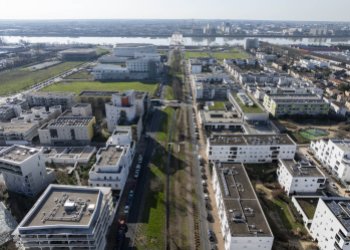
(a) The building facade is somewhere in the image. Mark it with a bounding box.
[277,159,326,195]
[207,134,296,163]
[0,146,54,196]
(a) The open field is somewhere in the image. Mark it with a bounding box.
[41,80,158,95]
[163,85,175,100]
[185,48,249,60]
[0,61,84,96]
[208,101,226,111]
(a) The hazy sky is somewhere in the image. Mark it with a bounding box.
[0,0,349,21]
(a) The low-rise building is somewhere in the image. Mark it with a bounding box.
[38,111,96,146]
[25,92,75,111]
[0,146,54,197]
[207,134,296,163]
[43,146,96,166]
[263,94,329,117]
[13,184,116,250]
[310,197,350,250]
[92,64,130,81]
[311,139,350,182]
[0,122,39,145]
[212,163,274,250]
[277,159,326,195]
[58,48,97,61]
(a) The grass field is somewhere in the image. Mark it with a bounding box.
[233,94,264,113]
[0,61,84,96]
[41,80,158,95]
[164,85,175,100]
[185,48,249,60]
[208,101,226,111]
[299,128,329,140]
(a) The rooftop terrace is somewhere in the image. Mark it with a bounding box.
[280,159,324,178]
[0,146,39,163]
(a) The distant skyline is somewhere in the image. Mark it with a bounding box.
[0,0,350,22]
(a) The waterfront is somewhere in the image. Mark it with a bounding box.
[2,35,350,46]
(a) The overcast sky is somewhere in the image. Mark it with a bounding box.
[0,0,349,21]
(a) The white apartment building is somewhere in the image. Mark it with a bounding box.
[212,163,274,250]
[311,139,350,182]
[72,103,93,117]
[89,144,134,191]
[309,197,350,250]
[105,91,146,132]
[207,134,296,163]
[107,126,133,146]
[0,122,39,145]
[113,43,157,57]
[0,146,54,197]
[13,184,116,250]
[92,64,130,81]
[277,159,326,195]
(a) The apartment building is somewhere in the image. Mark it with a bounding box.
[89,144,134,191]
[263,94,330,117]
[310,197,350,250]
[207,134,296,163]
[0,146,54,197]
[38,111,96,146]
[13,184,115,250]
[212,163,274,250]
[92,64,130,81]
[311,139,350,182]
[277,159,326,195]
[105,91,146,132]
[0,122,39,145]
[25,92,76,111]
[113,43,157,57]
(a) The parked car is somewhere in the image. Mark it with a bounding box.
[208,230,216,243]
[136,164,141,170]
[134,169,140,179]
[207,213,214,223]
[138,155,143,164]
[202,180,207,187]
[124,205,130,214]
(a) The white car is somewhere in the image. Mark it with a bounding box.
[138,155,143,164]
[136,164,141,170]
[124,205,130,214]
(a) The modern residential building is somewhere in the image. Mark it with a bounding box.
[277,159,326,195]
[25,92,76,111]
[105,91,146,132]
[13,184,116,250]
[89,143,134,191]
[0,99,28,122]
[38,111,96,146]
[207,134,297,163]
[244,38,259,51]
[189,59,203,74]
[43,146,97,166]
[212,163,274,250]
[72,103,93,117]
[58,48,97,61]
[309,197,350,250]
[0,201,18,246]
[0,122,39,145]
[0,146,54,197]
[311,139,350,182]
[92,64,130,81]
[263,94,330,117]
[199,109,243,131]
[113,43,157,57]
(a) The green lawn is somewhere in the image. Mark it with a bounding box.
[41,81,158,95]
[137,165,166,249]
[0,61,84,96]
[185,48,249,60]
[156,107,175,143]
[296,198,318,219]
[208,101,226,111]
[164,85,175,100]
[233,93,264,113]
[299,128,329,140]
[211,48,250,60]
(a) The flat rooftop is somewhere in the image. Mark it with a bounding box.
[44,146,96,162]
[201,110,242,124]
[96,145,124,167]
[79,90,119,97]
[280,159,324,177]
[232,92,264,114]
[323,198,350,232]
[0,146,39,163]
[268,94,325,104]
[21,185,103,228]
[215,163,272,237]
[209,134,295,146]
[0,122,37,133]
[49,116,94,127]
[28,92,75,98]
[328,139,350,152]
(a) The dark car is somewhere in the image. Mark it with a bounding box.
[208,230,216,243]
[207,213,214,223]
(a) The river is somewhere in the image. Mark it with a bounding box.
[2,36,350,46]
